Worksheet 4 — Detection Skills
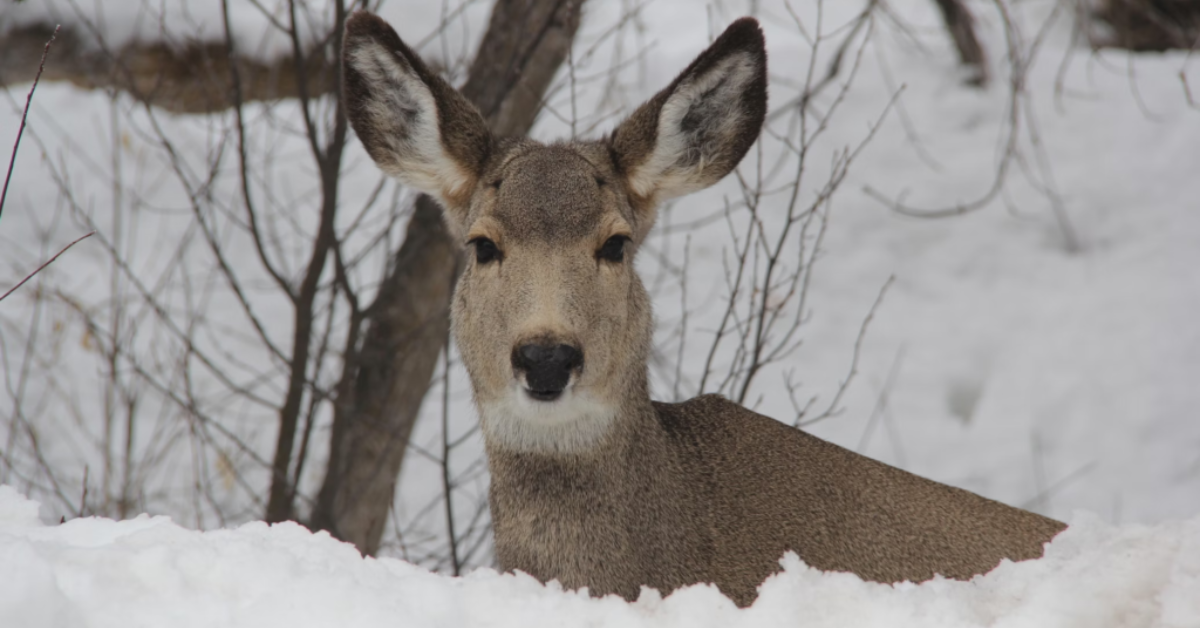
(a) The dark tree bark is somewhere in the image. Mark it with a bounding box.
[934,0,989,87]
[1092,0,1200,51]
[0,23,335,114]
[308,0,587,556]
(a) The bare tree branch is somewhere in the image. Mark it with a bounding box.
[264,0,349,524]
[0,23,336,114]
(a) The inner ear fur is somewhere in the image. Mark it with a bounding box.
[610,17,767,206]
[342,11,492,228]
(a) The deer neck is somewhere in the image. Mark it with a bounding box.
[484,386,667,513]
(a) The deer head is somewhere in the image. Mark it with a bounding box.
[343,12,767,454]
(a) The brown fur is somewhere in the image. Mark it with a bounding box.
[491,395,1065,606]
[342,11,1066,608]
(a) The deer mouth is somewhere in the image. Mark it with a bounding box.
[519,370,573,402]
[525,388,564,402]
[518,369,573,403]
[520,372,573,402]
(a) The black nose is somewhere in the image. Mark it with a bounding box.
[512,343,583,401]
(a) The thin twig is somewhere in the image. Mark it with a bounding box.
[767,0,879,123]
[0,231,94,304]
[864,1,1020,219]
[856,346,905,453]
[1020,461,1096,513]
[221,0,296,300]
[672,234,691,401]
[440,333,461,576]
[0,25,60,224]
[799,275,894,428]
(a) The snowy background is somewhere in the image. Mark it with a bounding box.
[1,0,1199,623]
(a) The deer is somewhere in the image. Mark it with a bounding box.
[340,11,1067,608]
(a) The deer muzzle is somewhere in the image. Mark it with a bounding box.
[511,343,584,401]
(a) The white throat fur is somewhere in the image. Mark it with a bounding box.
[478,385,618,454]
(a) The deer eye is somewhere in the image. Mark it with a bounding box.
[597,235,629,263]
[470,237,502,264]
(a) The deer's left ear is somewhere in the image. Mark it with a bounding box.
[610,18,767,206]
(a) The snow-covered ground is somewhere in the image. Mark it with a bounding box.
[2,0,1199,622]
[2,486,1199,627]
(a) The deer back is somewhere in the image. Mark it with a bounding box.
[656,395,1066,605]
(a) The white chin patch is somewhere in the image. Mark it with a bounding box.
[478,383,618,454]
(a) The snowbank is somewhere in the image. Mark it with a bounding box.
[1,486,1196,628]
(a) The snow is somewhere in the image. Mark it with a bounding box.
[1,485,1198,627]
[2,0,1200,623]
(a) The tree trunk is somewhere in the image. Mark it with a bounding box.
[934,0,989,87]
[1091,0,1200,51]
[308,0,586,557]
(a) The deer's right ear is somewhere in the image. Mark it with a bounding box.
[343,12,491,232]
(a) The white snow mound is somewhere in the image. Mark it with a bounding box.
[0,486,1197,627]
